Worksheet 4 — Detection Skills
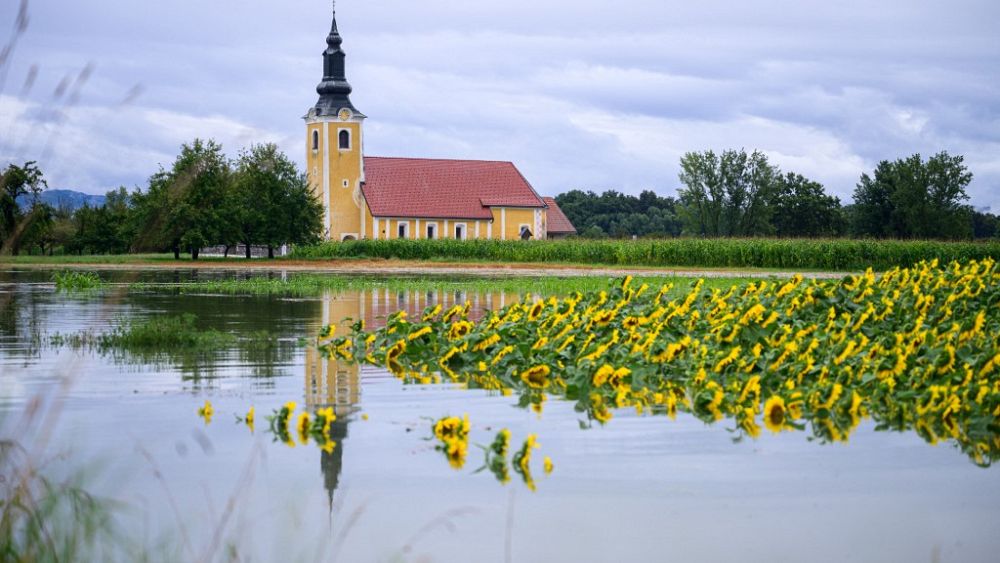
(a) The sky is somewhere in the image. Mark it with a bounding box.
[1,0,998,210]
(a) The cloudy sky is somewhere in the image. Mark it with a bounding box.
[1,0,998,209]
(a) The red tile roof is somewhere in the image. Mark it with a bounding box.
[362,157,546,220]
[543,197,577,234]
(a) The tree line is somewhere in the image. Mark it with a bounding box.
[557,150,998,240]
[1,140,324,258]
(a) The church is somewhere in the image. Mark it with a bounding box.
[303,4,576,242]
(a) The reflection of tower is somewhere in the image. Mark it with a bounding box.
[306,293,364,508]
[305,287,513,505]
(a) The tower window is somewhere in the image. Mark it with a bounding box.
[312,130,319,151]
[339,129,351,150]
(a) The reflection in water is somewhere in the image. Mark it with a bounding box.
[303,289,520,503]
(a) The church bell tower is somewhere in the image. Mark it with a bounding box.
[305,1,366,241]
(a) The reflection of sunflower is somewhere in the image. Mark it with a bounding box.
[385,340,406,364]
[764,396,786,433]
[521,365,551,389]
[445,438,467,470]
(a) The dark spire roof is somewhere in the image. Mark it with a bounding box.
[314,1,361,117]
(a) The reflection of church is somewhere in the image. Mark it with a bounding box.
[304,288,511,504]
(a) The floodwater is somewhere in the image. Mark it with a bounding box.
[2,268,999,563]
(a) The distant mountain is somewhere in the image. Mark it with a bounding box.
[16,189,106,211]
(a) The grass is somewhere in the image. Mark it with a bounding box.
[51,314,237,350]
[52,271,105,291]
[292,238,1000,271]
[128,274,757,298]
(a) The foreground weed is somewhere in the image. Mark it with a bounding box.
[52,270,104,292]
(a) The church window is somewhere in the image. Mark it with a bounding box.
[312,130,319,151]
[426,223,437,239]
[397,221,409,239]
[455,223,467,240]
[339,129,351,150]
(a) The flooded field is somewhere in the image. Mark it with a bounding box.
[2,268,999,563]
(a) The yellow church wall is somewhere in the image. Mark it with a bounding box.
[328,121,363,240]
[486,207,542,240]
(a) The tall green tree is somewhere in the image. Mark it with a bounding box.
[231,143,323,258]
[852,152,973,239]
[676,149,779,237]
[132,139,231,259]
[771,173,845,237]
[0,161,48,255]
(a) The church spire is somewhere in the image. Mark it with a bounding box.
[315,0,360,116]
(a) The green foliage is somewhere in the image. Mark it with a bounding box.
[0,161,48,255]
[52,271,105,291]
[771,173,846,237]
[68,188,134,255]
[292,238,1000,271]
[554,189,681,238]
[129,273,747,298]
[852,152,974,239]
[676,149,780,237]
[98,313,236,349]
[230,144,323,257]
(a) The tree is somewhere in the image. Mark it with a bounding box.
[0,161,48,255]
[71,188,134,254]
[554,189,681,238]
[771,173,845,237]
[676,149,779,237]
[972,209,999,239]
[131,140,231,259]
[231,144,323,258]
[852,152,973,239]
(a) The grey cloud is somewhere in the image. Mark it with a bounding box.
[1,0,998,211]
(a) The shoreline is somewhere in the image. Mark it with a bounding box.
[1,257,851,279]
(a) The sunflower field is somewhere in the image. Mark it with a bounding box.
[321,259,1000,467]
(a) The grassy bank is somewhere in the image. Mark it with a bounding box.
[131,274,751,297]
[292,238,1000,271]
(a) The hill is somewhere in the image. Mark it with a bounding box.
[17,189,107,211]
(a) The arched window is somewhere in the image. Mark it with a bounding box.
[339,129,350,150]
[312,130,319,151]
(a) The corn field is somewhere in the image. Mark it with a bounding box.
[292,238,1000,271]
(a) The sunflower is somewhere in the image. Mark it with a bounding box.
[592,365,614,387]
[527,300,545,321]
[521,365,551,389]
[421,304,443,322]
[448,321,474,340]
[764,395,786,433]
